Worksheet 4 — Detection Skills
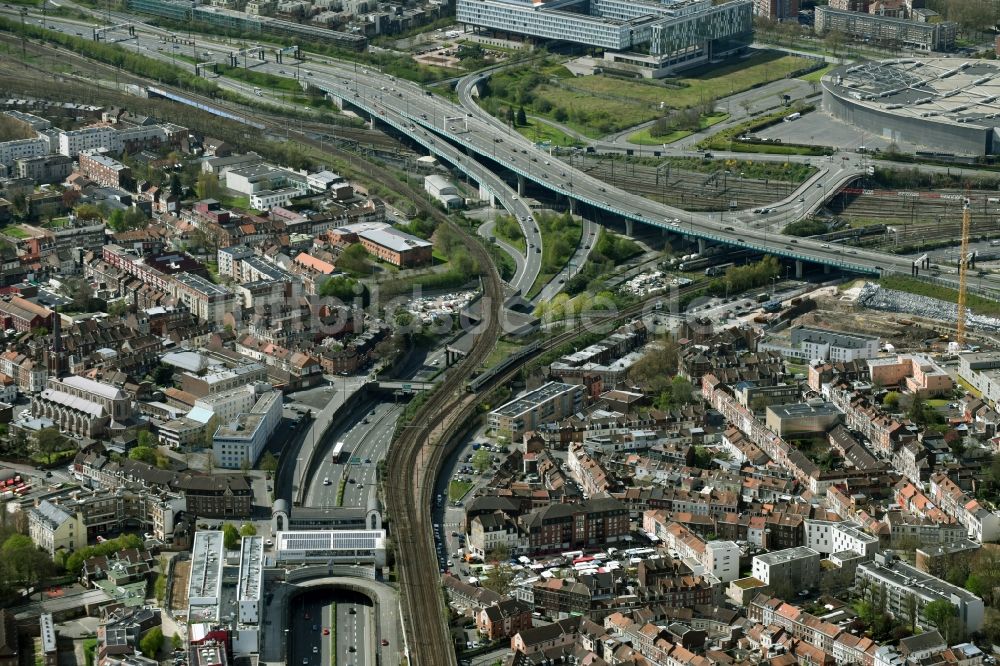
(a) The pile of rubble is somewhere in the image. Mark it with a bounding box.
[857,282,1000,333]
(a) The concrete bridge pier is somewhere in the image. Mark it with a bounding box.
[625,219,634,236]
[517,174,525,197]
[824,264,831,275]
[568,197,577,215]
[795,260,803,279]
[698,238,707,254]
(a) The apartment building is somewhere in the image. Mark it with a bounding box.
[958,351,1000,408]
[28,487,184,556]
[0,137,48,166]
[753,0,798,20]
[172,273,235,324]
[856,551,984,633]
[180,363,268,399]
[28,500,86,557]
[489,382,585,438]
[188,531,225,626]
[15,155,73,184]
[233,536,263,654]
[929,472,1000,542]
[643,512,740,582]
[815,5,956,51]
[803,519,880,559]
[58,127,117,157]
[751,546,821,592]
[867,354,953,397]
[761,325,880,362]
[520,497,629,553]
[79,152,132,189]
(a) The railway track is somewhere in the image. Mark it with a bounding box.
[569,159,806,211]
[0,34,498,666]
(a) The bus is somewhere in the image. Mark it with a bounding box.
[331,441,346,463]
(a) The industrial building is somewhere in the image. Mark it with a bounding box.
[211,388,282,469]
[823,59,1000,156]
[457,0,753,79]
[274,530,387,567]
[187,531,225,626]
[488,382,585,437]
[358,227,433,267]
[424,175,463,209]
[234,536,263,654]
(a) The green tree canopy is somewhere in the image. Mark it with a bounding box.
[222,523,240,550]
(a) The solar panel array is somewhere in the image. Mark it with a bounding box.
[277,530,383,552]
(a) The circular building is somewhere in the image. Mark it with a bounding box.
[823,58,1000,157]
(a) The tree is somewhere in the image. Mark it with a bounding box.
[908,393,927,425]
[239,523,257,537]
[63,278,94,312]
[35,428,67,464]
[905,592,918,631]
[923,599,956,629]
[481,563,515,595]
[222,523,240,550]
[884,391,900,410]
[62,189,81,210]
[260,451,278,475]
[516,106,527,127]
[506,107,515,126]
[171,633,183,651]
[152,364,174,387]
[137,431,157,449]
[627,336,680,394]
[195,172,222,201]
[169,173,183,198]
[129,446,158,465]
[139,627,164,659]
[472,449,492,474]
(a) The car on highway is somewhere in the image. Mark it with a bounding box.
[312,647,318,654]
[323,628,330,635]
[381,639,390,646]
[323,477,331,485]
[349,608,356,615]
[724,226,734,231]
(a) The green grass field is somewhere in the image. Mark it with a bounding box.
[485,52,816,138]
[449,479,474,501]
[515,118,583,147]
[799,64,834,83]
[0,226,28,239]
[627,112,728,145]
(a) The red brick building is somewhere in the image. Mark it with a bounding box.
[78,152,132,189]
[520,497,629,553]
[477,599,532,640]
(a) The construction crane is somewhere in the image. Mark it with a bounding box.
[957,197,971,347]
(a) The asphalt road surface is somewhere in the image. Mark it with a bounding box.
[304,401,404,509]
[288,589,373,666]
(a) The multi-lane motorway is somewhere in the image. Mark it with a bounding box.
[303,401,402,509]
[15,6,994,293]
